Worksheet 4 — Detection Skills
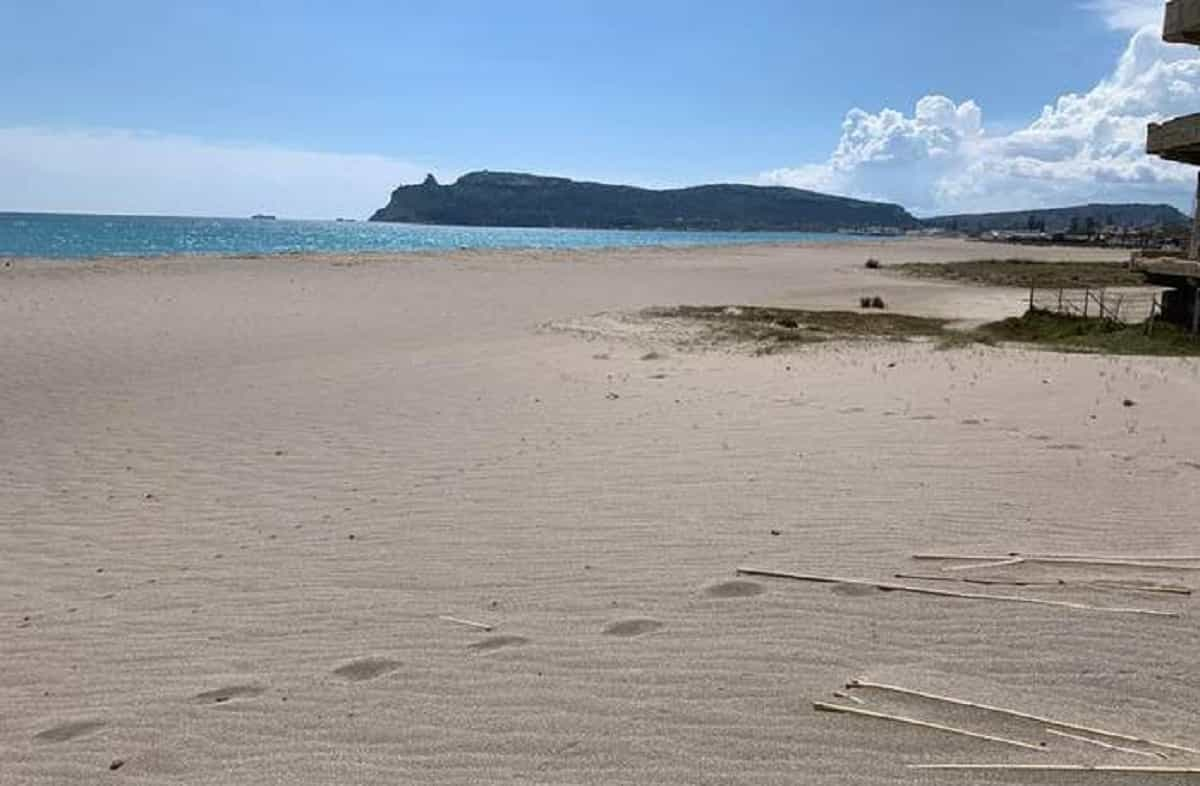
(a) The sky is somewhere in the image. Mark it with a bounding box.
[1,0,1196,218]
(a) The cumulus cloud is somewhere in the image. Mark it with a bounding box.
[760,25,1200,216]
[1085,0,1164,32]
[0,127,431,219]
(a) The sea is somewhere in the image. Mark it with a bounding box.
[0,212,886,259]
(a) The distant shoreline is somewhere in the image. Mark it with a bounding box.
[1,238,921,269]
[0,212,908,261]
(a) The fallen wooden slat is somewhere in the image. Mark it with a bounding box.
[911,764,1200,773]
[943,557,1025,572]
[735,568,1180,617]
[914,553,1200,571]
[438,615,494,632]
[894,573,1192,596]
[848,678,1200,757]
[1044,728,1165,759]
[916,552,1200,562]
[813,702,1045,751]
[1032,553,1200,563]
[912,553,1023,562]
[896,572,1061,587]
[1090,580,1193,596]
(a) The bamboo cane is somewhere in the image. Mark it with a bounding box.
[913,553,1200,571]
[813,702,1045,752]
[943,557,1025,572]
[735,568,1179,617]
[910,765,1200,773]
[847,678,1200,757]
[894,573,1192,595]
[1044,728,1165,759]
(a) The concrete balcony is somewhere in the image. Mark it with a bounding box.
[1164,0,1200,45]
[1148,112,1200,164]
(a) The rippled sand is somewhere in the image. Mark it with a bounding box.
[4,239,1199,784]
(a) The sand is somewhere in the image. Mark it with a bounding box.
[3,238,1200,784]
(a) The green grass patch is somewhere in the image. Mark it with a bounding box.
[974,308,1200,356]
[643,305,951,352]
[893,259,1146,289]
[642,304,1200,357]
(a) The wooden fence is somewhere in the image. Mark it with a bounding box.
[1027,285,1160,325]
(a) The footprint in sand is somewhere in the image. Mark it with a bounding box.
[192,685,266,705]
[333,657,401,682]
[603,619,665,638]
[1046,443,1085,451]
[34,719,106,743]
[704,580,765,599]
[468,635,530,653]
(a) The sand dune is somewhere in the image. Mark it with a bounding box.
[3,239,1199,784]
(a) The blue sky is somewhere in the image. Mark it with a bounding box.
[2,0,1194,217]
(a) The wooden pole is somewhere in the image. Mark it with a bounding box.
[848,678,1200,756]
[943,556,1025,572]
[911,765,1200,773]
[1190,170,1200,261]
[1083,288,1090,318]
[912,552,1200,569]
[812,702,1045,751]
[735,568,1179,617]
[1192,286,1199,336]
[1044,728,1165,759]
[1057,288,1063,313]
[893,573,1192,595]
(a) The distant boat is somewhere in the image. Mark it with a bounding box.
[335,218,357,222]
[251,214,277,221]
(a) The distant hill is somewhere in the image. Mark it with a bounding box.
[369,171,920,232]
[923,203,1189,233]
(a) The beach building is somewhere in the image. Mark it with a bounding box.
[1142,0,1200,332]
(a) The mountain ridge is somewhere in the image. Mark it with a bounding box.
[370,171,919,231]
[923,203,1189,233]
[370,170,1190,234]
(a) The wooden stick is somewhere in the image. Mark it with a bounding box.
[736,568,1180,617]
[897,572,1045,587]
[911,765,1200,773]
[1044,728,1166,759]
[1032,553,1200,563]
[848,678,1200,756]
[813,702,1045,751]
[907,554,1200,571]
[943,557,1025,572]
[1090,580,1193,596]
[916,552,1200,566]
[1032,557,1200,570]
[439,615,494,632]
[895,573,1192,595]
[831,690,865,705]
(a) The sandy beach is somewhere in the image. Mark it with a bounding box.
[4,237,1200,785]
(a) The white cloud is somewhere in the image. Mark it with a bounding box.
[1085,0,1163,32]
[760,25,1200,216]
[0,127,432,219]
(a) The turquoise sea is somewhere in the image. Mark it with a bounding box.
[0,212,885,259]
